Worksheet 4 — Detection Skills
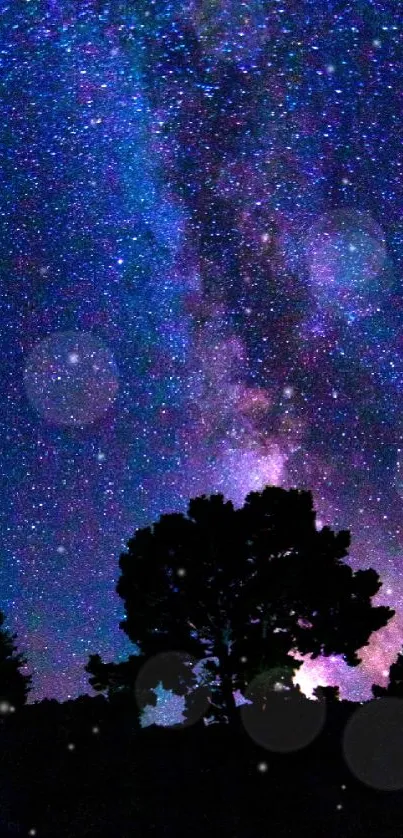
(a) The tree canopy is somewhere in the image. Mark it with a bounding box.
[0,610,32,709]
[111,485,394,724]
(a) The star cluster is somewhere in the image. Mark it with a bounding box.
[0,0,401,704]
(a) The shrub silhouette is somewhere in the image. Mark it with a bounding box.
[0,609,32,709]
[313,685,340,702]
[107,486,394,726]
[372,646,403,698]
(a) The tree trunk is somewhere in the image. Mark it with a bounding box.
[220,669,239,727]
[217,641,239,729]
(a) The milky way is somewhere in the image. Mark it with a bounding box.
[0,0,401,707]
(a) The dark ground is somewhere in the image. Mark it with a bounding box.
[0,694,402,838]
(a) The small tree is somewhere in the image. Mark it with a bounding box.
[372,647,403,698]
[0,610,32,708]
[115,486,394,726]
[313,685,340,702]
[85,654,144,709]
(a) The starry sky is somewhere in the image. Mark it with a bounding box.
[0,0,402,706]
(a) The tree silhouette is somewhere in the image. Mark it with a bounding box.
[372,646,403,698]
[0,610,32,709]
[114,486,394,726]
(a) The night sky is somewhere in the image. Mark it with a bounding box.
[0,0,402,708]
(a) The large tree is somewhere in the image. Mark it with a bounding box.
[0,610,32,709]
[115,486,394,725]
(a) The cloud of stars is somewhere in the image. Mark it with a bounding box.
[0,1,401,709]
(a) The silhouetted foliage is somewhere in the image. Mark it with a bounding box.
[85,653,147,717]
[372,646,403,698]
[313,685,340,702]
[86,648,206,726]
[115,486,394,725]
[0,610,32,708]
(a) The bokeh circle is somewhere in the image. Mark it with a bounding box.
[23,331,119,426]
[393,451,403,499]
[240,668,326,753]
[135,651,211,729]
[343,697,403,791]
[305,209,386,297]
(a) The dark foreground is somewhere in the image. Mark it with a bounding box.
[0,695,401,838]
